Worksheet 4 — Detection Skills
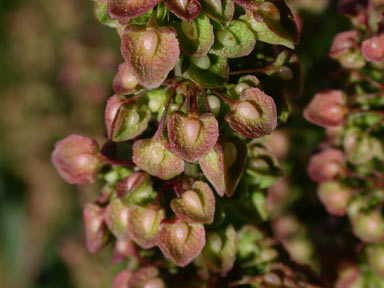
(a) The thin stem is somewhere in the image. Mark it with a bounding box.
[202,88,210,112]
[101,155,135,167]
[154,84,179,139]
[353,70,384,90]
[211,89,235,105]
[229,67,268,76]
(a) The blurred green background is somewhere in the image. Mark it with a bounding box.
[0,0,353,287]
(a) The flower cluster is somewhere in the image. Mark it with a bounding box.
[51,0,323,286]
[304,0,384,285]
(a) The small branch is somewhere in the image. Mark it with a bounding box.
[211,89,235,105]
[202,88,210,112]
[101,155,135,167]
[353,70,384,90]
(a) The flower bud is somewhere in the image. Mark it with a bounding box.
[158,220,205,267]
[171,181,215,224]
[366,244,384,277]
[202,225,237,274]
[226,88,277,138]
[199,138,247,197]
[128,267,166,288]
[105,95,125,139]
[112,270,132,288]
[317,181,351,216]
[83,203,109,253]
[361,33,384,63]
[112,239,136,263]
[113,63,139,95]
[132,137,185,180]
[303,90,347,128]
[167,112,219,162]
[51,134,102,185]
[165,0,201,21]
[307,149,345,182]
[117,172,156,206]
[121,26,180,89]
[351,211,384,243]
[207,95,221,116]
[105,198,130,239]
[127,205,165,248]
[108,0,161,24]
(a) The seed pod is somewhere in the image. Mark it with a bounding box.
[317,181,351,216]
[241,0,299,49]
[108,100,151,142]
[362,33,384,63]
[200,0,234,22]
[121,25,180,89]
[199,138,247,197]
[165,0,201,21]
[351,211,384,243]
[128,267,166,288]
[108,0,161,24]
[117,172,156,206]
[127,205,165,248]
[94,1,119,28]
[83,203,110,253]
[171,180,215,224]
[211,21,256,58]
[113,63,139,95]
[329,30,359,59]
[167,112,219,162]
[132,137,185,180]
[51,134,102,185]
[112,270,132,288]
[202,225,237,274]
[307,149,345,183]
[303,90,347,128]
[112,239,136,263]
[158,219,205,267]
[226,88,277,138]
[173,14,214,57]
[105,198,130,239]
[105,95,125,139]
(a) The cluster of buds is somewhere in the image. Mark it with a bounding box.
[304,0,384,283]
[51,0,324,286]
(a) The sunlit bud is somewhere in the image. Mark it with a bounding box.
[191,55,211,70]
[127,205,165,248]
[361,33,384,63]
[317,181,351,216]
[133,137,185,180]
[260,2,281,22]
[113,63,139,95]
[171,181,215,224]
[276,66,293,80]
[217,29,237,47]
[235,83,250,95]
[307,149,345,182]
[83,203,109,253]
[207,96,221,116]
[51,134,101,185]
[149,98,162,113]
[303,90,347,127]
[158,220,205,267]
[167,112,219,162]
[351,211,384,243]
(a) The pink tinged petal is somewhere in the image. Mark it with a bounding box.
[113,63,139,95]
[158,220,206,267]
[83,203,109,253]
[167,112,219,162]
[317,181,351,216]
[303,90,347,128]
[225,88,277,139]
[171,181,215,224]
[105,198,130,239]
[121,26,180,89]
[199,138,247,197]
[51,134,101,185]
[126,205,165,248]
[307,149,345,183]
[107,0,161,24]
[329,30,359,59]
[112,238,136,263]
[202,224,237,274]
[361,33,384,63]
[165,0,201,21]
[112,270,132,288]
[128,267,166,288]
[132,137,185,180]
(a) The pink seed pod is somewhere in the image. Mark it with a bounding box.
[51,134,102,185]
[158,219,205,267]
[112,270,132,288]
[112,239,136,263]
[303,90,347,128]
[105,198,130,239]
[112,62,139,95]
[225,88,277,139]
[108,0,161,24]
[307,149,345,183]
[167,112,219,162]
[329,30,359,59]
[128,267,166,288]
[361,33,384,63]
[165,0,201,21]
[121,25,180,89]
[105,95,125,139]
[83,203,109,253]
[317,181,351,216]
